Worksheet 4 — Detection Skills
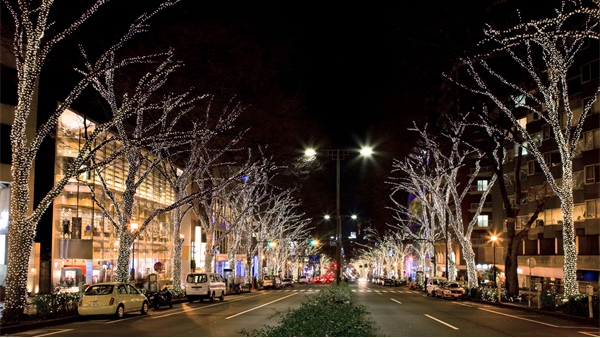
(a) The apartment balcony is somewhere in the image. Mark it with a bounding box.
[469,202,493,212]
[469,166,493,177]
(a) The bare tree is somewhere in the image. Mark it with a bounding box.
[85,51,218,284]
[388,140,449,278]
[408,122,497,288]
[155,95,247,291]
[449,0,599,296]
[1,0,179,322]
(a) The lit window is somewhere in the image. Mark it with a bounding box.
[585,199,600,218]
[584,165,599,184]
[477,215,489,227]
[477,180,488,191]
[584,129,600,150]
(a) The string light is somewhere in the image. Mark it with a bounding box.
[445,0,598,297]
[3,0,181,320]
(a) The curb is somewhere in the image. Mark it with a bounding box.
[470,298,600,327]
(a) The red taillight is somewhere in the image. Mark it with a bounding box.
[109,297,115,305]
[78,300,82,307]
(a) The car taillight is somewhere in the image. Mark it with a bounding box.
[109,298,115,305]
[78,300,82,307]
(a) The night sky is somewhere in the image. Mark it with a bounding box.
[41,0,557,253]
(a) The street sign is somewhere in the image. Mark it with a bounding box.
[527,258,536,268]
[154,261,163,273]
[308,255,320,264]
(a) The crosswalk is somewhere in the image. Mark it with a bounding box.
[264,288,424,294]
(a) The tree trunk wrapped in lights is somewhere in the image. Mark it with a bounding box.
[155,96,246,291]
[2,0,181,323]
[448,0,599,297]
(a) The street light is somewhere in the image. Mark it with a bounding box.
[305,146,374,285]
[491,235,498,287]
[130,222,139,282]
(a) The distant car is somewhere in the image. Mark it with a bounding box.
[435,282,466,299]
[297,275,307,284]
[78,282,149,319]
[263,275,283,289]
[282,278,294,287]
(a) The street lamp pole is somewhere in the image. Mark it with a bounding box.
[305,146,373,286]
[335,148,342,285]
[491,235,497,287]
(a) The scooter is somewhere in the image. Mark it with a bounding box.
[148,287,173,309]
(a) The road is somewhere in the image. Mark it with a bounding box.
[7,282,599,337]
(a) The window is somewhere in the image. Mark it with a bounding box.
[516,215,530,230]
[574,171,584,189]
[574,204,586,221]
[543,152,561,167]
[584,94,600,114]
[542,124,552,140]
[513,94,526,108]
[528,160,541,175]
[581,60,599,83]
[477,180,488,191]
[584,129,600,150]
[585,199,600,218]
[532,131,543,147]
[477,215,489,227]
[515,143,528,156]
[584,165,599,184]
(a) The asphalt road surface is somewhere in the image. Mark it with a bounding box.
[7,282,599,337]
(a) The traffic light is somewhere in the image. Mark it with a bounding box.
[268,241,277,248]
[309,239,319,246]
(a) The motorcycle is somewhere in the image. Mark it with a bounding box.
[148,287,173,309]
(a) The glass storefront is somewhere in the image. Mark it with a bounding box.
[51,109,175,287]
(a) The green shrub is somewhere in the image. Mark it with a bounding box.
[31,288,80,319]
[540,289,558,311]
[561,294,599,318]
[242,283,378,337]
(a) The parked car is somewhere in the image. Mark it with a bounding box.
[78,282,149,319]
[263,275,283,289]
[297,275,307,284]
[425,276,448,296]
[282,278,294,287]
[435,282,467,299]
[184,272,226,302]
[383,278,395,286]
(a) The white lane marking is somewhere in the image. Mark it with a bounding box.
[424,314,459,330]
[480,308,599,330]
[579,331,600,337]
[225,292,298,319]
[149,294,262,319]
[390,298,402,304]
[455,302,474,308]
[36,329,75,337]
[376,292,382,295]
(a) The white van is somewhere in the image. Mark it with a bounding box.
[185,272,227,302]
[425,276,447,297]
